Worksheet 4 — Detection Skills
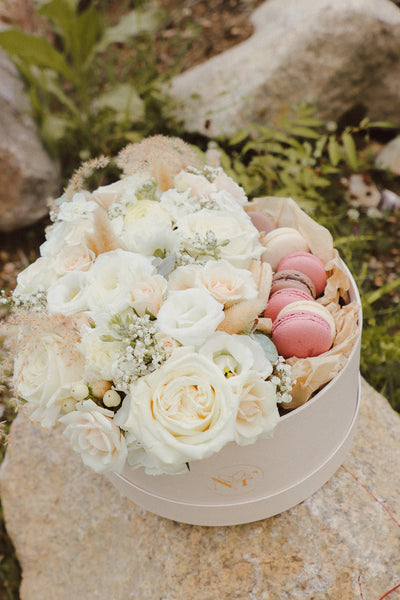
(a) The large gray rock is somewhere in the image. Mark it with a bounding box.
[1,378,400,600]
[0,49,60,232]
[170,0,400,137]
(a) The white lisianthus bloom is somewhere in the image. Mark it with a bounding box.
[13,256,56,298]
[235,377,279,445]
[47,271,90,316]
[59,399,127,473]
[86,249,166,316]
[53,243,95,275]
[177,209,263,268]
[174,171,216,199]
[120,218,179,259]
[199,331,273,390]
[93,173,150,210]
[13,330,85,428]
[40,220,95,258]
[156,288,224,346]
[207,190,247,214]
[57,191,98,223]
[124,199,171,224]
[115,347,238,474]
[80,326,125,381]
[160,188,199,221]
[213,171,247,206]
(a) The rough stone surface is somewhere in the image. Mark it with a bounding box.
[170,0,400,137]
[1,378,400,600]
[0,49,60,232]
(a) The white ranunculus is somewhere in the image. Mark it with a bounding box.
[177,209,263,268]
[80,326,124,381]
[59,399,127,473]
[199,331,272,390]
[13,257,57,298]
[57,191,98,223]
[235,377,279,445]
[13,330,85,428]
[86,249,165,316]
[124,200,171,225]
[156,288,224,346]
[115,347,238,474]
[47,271,90,316]
[53,243,95,275]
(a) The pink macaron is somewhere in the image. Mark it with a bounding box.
[270,269,316,298]
[272,301,335,358]
[277,252,327,297]
[264,288,316,322]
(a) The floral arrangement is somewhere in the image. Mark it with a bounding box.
[3,135,349,477]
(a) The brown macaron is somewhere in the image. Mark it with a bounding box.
[270,269,316,298]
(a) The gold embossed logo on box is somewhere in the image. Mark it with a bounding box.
[209,465,263,496]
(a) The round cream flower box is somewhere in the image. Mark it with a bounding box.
[107,265,361,526]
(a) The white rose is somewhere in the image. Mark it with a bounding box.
[235,377,279,445]
[47,271,90,316]
[177,209,263,268]
[53,243,95,275]
[199,331,273,389]
[13,330,85,428]
[59,399,127,473]
[156,288,224,346]
[115,347,238,474]
[80,326,124,381]
[86,249,165,316]
[13,257,56,298]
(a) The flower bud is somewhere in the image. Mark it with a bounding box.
[103,390,122,408]
[70,383,89,401]
[91,380,112,399]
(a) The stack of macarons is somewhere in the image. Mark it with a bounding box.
[257,223,335,359]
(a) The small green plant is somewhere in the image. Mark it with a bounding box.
[0,0,178,180]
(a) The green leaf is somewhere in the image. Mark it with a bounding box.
[364,278,400,305]
[342,131,358,171]
[328,135,341,167]
[289,126,321,139]
[95,8,163,54]
[95,83,145,123]
[0,29,74,80]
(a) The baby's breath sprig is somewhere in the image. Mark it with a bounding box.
[176,231,229,266]
[101,309,167,393]
[268,356,294,404]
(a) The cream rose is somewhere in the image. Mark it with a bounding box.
[177,209,263,268]
[115,347,238,474]
[59,399,127,473]
[156,288,224,346]
[235,377,279,445]
[13,330,85,428]
[13,257,56,299]
[53,243,95,275]
[80,326,125,381]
